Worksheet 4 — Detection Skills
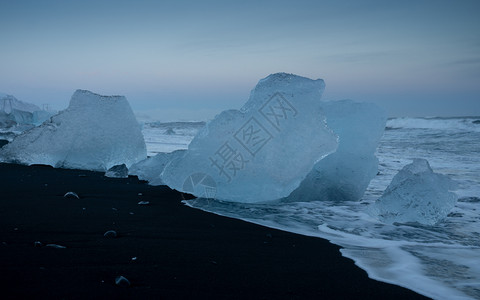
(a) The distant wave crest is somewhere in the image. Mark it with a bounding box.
[387,117,480,132]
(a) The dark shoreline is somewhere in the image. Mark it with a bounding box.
[0,163,428,299]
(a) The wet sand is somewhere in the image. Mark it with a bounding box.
[0,163,428,299]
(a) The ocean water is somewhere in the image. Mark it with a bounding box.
[141,121,205,156]
[143,117,480,300]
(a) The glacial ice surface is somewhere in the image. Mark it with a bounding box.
[161,73,338,203]
[286,99,386,202]
[374,158,458,225]
[0,90,146,171]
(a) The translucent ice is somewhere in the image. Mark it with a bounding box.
[0,92,40,115]
[161,73,338,203]
[0,93,53,128]
[0,93,37,133]
[287,100,387,202]
[0,90,146,171]
[129,150,186,185]
[374,159,458,225]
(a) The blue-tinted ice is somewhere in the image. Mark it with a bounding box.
[161,73,338,203]
[0,90,146,171]
[374,158,458,225]
[286,99,386,202]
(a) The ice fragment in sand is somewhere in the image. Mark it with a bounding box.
[105,164,129,178]
[129,150,186,185]
[287,100,386,202]
[64,192,80,199]
[161,73,338,203]
[0,90,146,171]
[374,159,458,225]
[115,276,131,287]
[104,230,118,238]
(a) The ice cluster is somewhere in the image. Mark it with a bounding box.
[1,92,40,116]
[374,159,458,225]
[0,93,53,135]
[0,90,146,171]
[161,73,338,203]
[286,100,386,202]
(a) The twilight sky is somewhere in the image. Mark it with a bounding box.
[1,0,479,120]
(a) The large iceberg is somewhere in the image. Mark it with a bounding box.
[374,159,458,225]
[286,99,387,202]
[0,90,146,171]
[161,73,338,203]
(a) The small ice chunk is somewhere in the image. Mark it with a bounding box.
[45,244,66,249]
[137,201,150,205]
[161,73,338,202]
[131,257,137,261]
[105,164,128,178]
[128,150,186,185]
[64,192,80,199]
[104,230,118,238]
[0,90,146,171]
[115,276,131,287]
[374,159,458,225]
[34,241,43,247]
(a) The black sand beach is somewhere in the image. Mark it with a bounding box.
[0,163,428,299]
